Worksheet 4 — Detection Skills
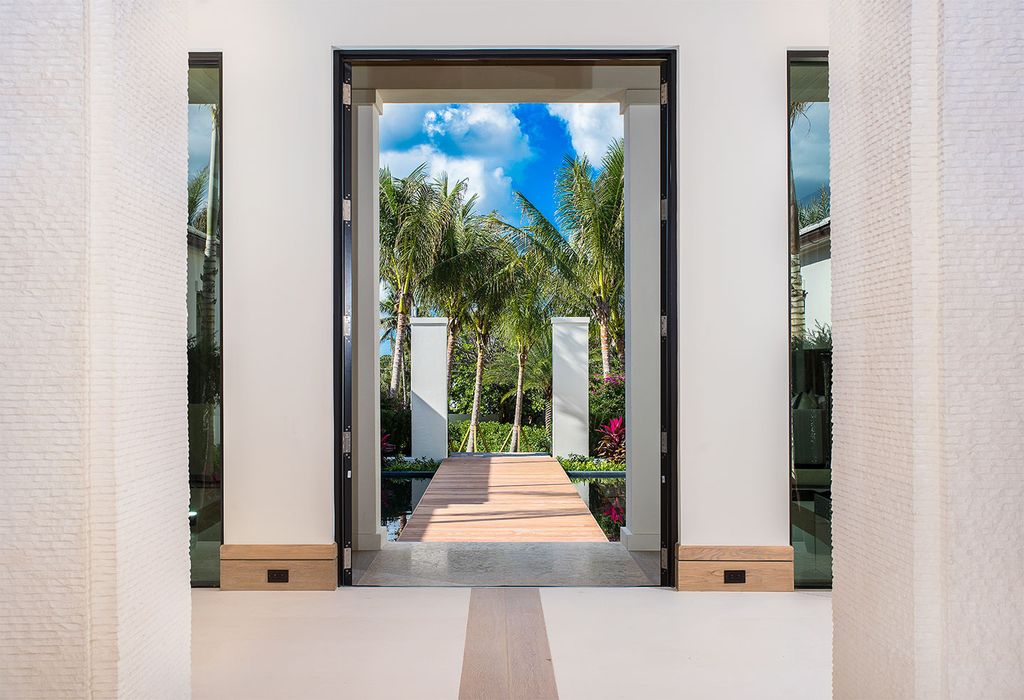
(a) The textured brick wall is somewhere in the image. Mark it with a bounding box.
[831,0,1024,696]
[0,1,190,697]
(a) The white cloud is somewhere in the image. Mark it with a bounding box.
[422,104,530,160]
[381,144,513,215]
[546,103,623,163]
[380,103,530,216]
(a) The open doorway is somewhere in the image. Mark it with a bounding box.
[335,51,678,587]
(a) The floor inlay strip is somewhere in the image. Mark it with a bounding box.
[459,588,559,700]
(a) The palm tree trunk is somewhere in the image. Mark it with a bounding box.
[789,143,806,341]
[388,295,409,398]
[511,348,527,452]
[197,105,221,513]
[598,319,612,379]
[467,337,487,452]
[610,333,625,370]
[445,318,458,391]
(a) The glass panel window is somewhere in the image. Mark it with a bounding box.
[188,56,222,586]
[788,56,831,588]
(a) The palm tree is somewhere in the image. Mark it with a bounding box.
[789,100,810,341]
[379,164,436,400]
[497,249,555,451]
[487,330,555,438]
[463,229,516,452]
[501,139,625,379]
[420,175,492,390]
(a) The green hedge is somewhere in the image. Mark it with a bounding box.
[557,454,626,472]
[448,420,550,453]
[382,457,442,472]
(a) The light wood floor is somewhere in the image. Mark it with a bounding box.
[398,455,608,543]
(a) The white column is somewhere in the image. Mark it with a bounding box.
[832,0,1024,695]
[620,90,662,551]
[352,94,386,551]
[411,317,449,460]
[1,3,190,695]
[551,317,590,458]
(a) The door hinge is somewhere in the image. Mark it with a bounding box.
[660,197,668,222]
[660,82,668,105]
[661,547,669,569]
[660,315,668,338]
[342,198,351,223]
[343,315,351,337]
[342,430,352,454]
[342,82,352,106]
[661,431,668,454]
[343,547,352,570]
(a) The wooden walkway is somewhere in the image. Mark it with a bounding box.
[398,455,608,543]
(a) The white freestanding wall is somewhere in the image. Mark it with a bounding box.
[187,0,828,552]
[410,317,450,460]
[551,317,591,458]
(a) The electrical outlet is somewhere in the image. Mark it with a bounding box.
[724,569,746,584]
[267,569,289,583]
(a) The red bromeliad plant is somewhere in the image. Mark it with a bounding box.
[381,433,396,456]
[596,416,626,462]
[602,496,625,525]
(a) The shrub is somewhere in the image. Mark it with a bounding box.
[382,456,441,472]
[557,454,625,472]
[589,374,625,451]
[448,420,550,453]
[380,390,411,456]
[596,416,626,462]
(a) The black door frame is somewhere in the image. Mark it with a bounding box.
[334,48,679,587]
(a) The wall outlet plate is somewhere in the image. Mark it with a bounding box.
[267,569,289,583]
[724,569,746,584]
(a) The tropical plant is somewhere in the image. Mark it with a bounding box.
[461,230,516,452]
[557,454,626,472]
[420,175,494,390]
[381,456,441,472]
[595,416,626,462]
[380,388,411,456]
[798,184,830,229]
[486,321,555,435]
[496,249,556,451]
[589,372,625,451]
[448,420,550,454]
[379,164,436,399]
[501,139,625,378]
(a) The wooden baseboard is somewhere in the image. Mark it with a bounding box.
[220,544,337,591]
[676,545,794,591]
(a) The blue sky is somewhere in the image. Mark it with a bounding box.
[790,101,830,206]
[188,104,215,180]
[380,102,624,225]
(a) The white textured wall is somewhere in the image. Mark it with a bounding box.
[188,0,828,551]
[831,0,1024,696]
[0,1,191,696]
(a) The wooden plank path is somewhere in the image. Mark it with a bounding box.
[398,455,608,543]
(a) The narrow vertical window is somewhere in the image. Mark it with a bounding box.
[788,54,831,588]
[188,54,222,586]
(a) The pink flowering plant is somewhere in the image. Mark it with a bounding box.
[596,416,626,462]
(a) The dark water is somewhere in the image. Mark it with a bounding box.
[381,476,626,541]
